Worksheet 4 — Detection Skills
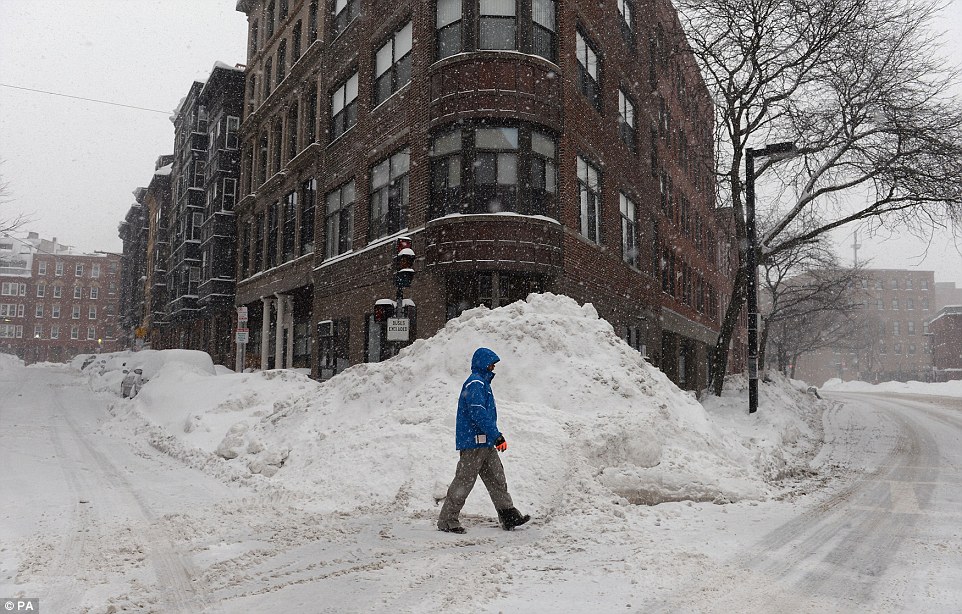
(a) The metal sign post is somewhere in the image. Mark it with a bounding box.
[235,306,249,373]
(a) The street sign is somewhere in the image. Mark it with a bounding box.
[237,306,248,323]
[235,328,249,344]
[386,317,410,342]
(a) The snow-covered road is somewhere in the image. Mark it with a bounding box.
[2,360,961,613]
[0,365,240,612]
[651,392,962,613]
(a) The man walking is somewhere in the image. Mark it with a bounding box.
[438,347,530,534]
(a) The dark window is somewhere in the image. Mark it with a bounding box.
[617,0,634,44]
[257,131,268,185]
[264,57,273,98]
[480,0,516,50]
[430,128,463,215]
[271,119,283,173]
[436,0,462,59]
[287,102,299,160]
[620,193,637,267]
[333,0,360,37]
[325,181,355,259]
[293,20,302,59]
[254,212,265,271]
[531,0,557,62]
[277,39,287,84]
[280,0,289,20]
[577,156,601,243]
[268,201,280,268]
[331,71,358,140]
[374,22,413,106]
[267,0,276,38]
[300,178,316,255]
[250,20,259,54]
[307,87,318,144]
[283,191,297,262]
[618,89,636,151]
[576,29,601,111]
[369,149,410,239]
[308,0,319,42]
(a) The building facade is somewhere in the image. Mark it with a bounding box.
[118,189,149,348]
[151,64,245,365]
[793,269,938,385]
[0,232,123,363]
[233,0,731,391]
[929,306,962,381]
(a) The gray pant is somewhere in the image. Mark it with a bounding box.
[438,447,514,530]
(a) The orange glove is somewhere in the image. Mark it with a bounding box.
[494,435,508,452]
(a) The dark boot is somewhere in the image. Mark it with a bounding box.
[497,507,531,530]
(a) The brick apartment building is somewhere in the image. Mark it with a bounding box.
[793,269,938,385]
[231,0,735,391]
[0,232,122,363]
[128,64,245,366]
[929,305,962,381]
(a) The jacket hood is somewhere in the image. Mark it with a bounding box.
[471,347,500,375]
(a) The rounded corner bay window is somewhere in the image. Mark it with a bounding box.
[429,122,557,220]
[435,0,556,62]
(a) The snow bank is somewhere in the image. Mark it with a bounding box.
[822,378,962,397]
[0,352,24,371]
[105,294,822,526]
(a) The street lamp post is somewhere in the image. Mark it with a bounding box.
[745,141,797,414]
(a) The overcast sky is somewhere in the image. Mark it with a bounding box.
[0,0,960,285]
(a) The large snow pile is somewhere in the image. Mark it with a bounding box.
[106,294,819,525]
[822,377,962,397]
[0,352,24,371]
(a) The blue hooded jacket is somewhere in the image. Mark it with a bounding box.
[455,348,502,450]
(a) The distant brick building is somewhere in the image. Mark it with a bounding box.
[231,0,735,391]
[0,232,122,363]
[929,306,962,381]
[793,269,938,385]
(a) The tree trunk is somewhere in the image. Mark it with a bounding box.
[708,264,749,396]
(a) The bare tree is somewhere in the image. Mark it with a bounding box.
[759,242,876,377]
[676,0,962,395]
[0,161,29,235]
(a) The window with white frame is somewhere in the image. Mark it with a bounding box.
[0,324,22,339]
[436,0,462,59]
[74,286,82,299]
[577,156,601,243]
[333,0,360,36]
[88,306,97,320]
[480,0,517,50]
[75,263,84,277]
[87,326,96,340]
[71,325,79,340]
[618,89,636,150]
[34,324,42,338]
[893,321,900,335]
[38,261,47,275]
[91,263,100,278]
[532,0,557,61]
[325,181,355,259]
[331,71,359,140]
[620,193,638,267]
[50,325,59,339]
[35,304,43,318]
[576,29,601,111]
[223,178,237,211]
[53,285,62,299]
[0,304,17,317]
[55,262,63,276]
[226,116,240,150]
[369,148,410,240]
[374,22,413,106]
[52,305,60,318]
[72,306,80,319]
[36,283,45,298]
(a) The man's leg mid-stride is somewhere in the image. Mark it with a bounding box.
[438,448,488,531]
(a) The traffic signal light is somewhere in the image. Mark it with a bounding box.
[374,299,395,322]
[394,236,415,288]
